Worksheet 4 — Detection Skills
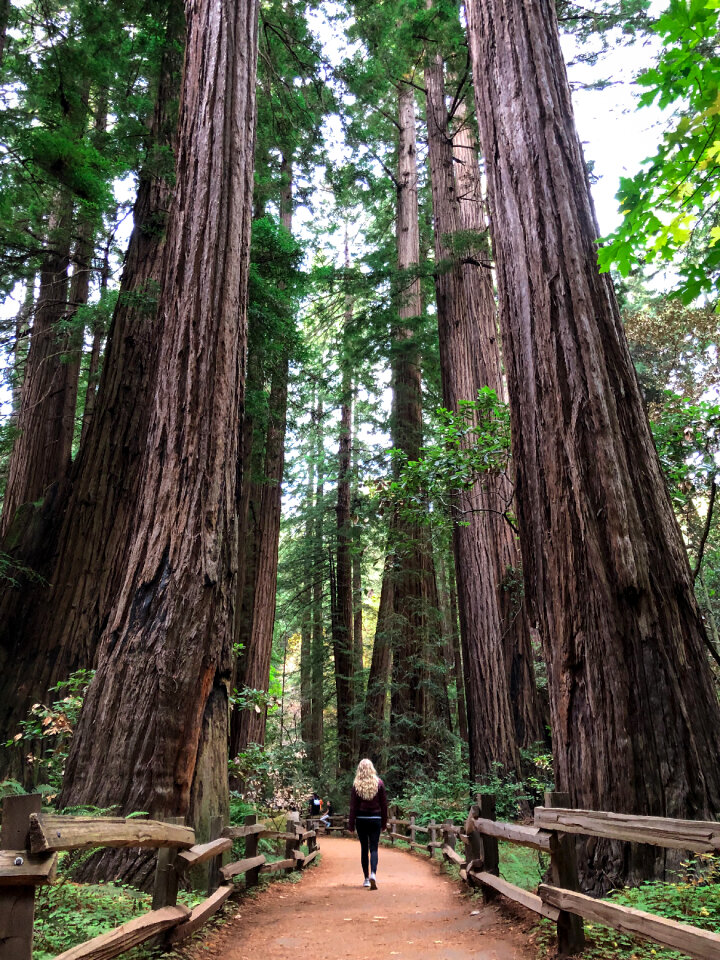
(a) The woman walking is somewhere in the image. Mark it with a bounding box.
[348,758,388,889]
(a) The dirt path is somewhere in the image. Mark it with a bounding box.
[178,836,536,960]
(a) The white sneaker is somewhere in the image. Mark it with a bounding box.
[369,873,377,890]
[363,878,371,888]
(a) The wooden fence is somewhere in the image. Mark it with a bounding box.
[0,794,320,960]
[379,791,720,960]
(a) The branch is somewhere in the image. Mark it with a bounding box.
[693,475,717,581]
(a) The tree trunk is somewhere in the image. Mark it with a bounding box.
[425,53,542,782]
[231,157,293,754]
[59,0,259,839]
[310,398,325,772]
[0,0,185,773]
[333,292,355,773]
[79,302,105,448]
[352,395,363,683]
[1,198,73,536]
[448,568,468,743]
[358,554,394,765]
[300,450,314,750]
[387,83,440,784]
[233,359,289,750]
[8,277,35,427]
[466,0,720,891]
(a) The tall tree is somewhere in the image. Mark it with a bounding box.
[1,197,73,537]
[60,0,260,844]
[0,0,185,771]
[424,51,543,781]
[333,249,356,772]
[466,0,720,891]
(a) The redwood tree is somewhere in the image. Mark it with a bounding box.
[466,0,720,890]
[425,53,543,782]
[0,1,184,769]
[60,0,259,841]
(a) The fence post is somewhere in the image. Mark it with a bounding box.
[546,791,585,956]
[244,814,261,888]
[0,793,41,960]
[206,815,225,895]
[151,816,184,910]
[465,802,483,874]
[477,794,499,901]
[428,819,437,858]
[285,811,300,874]
[441,820,455,854]
[409,815,416,846]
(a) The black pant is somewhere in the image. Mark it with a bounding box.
[356,818,382,877]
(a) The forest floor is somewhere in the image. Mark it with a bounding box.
[172,836,536,960]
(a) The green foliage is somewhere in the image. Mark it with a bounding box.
[33,875,203,960]
[5,669,95,798]
[230,741,313,809]
[650,393,719,516]
[599,0,720,304]
[389,389,512,527]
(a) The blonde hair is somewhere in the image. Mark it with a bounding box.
[353,758,380,800]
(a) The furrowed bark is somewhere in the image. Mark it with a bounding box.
[333,290,355,773]
[0,0,185,774]
[425,53,542,781]
[387,83,440,783]
[60,0,259,837]
[466,0,720,891]
[1,198,73,537]
[310,397,325,773]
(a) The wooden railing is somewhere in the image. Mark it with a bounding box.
[0,794,320,960]
[381,791,720,960]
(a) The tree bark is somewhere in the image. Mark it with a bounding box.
[358,554,394,765]
[0,0,185,773]
[310,398,325,772]
[232,359,289,750]
[466,0,720,891]
[1,198,73,537]
[425,53,542,782]
[387,83,441,784]
[230,158,292,754]
[59,0,259,838]
[333,281,355,772]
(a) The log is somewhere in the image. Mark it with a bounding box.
[260,830,299,840]
[51,905,190,960]
[29,815,194,854]
[539,885,720,960]
[470,871,560,921]
[0,850,57,886]
[292,849,305,861]
[222,823,266,840]
[167,886,232,944]
[260,858,295,873]
[219,854,266,881]
[442,844,464,866]
[534,807,720,853]
[302,849,320,868]
[176,838,232,872]
[296,829,316,841]
[469,818,552,852]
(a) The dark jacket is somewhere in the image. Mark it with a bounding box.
[348,778,388,831]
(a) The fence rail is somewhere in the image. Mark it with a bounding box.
[0,797,320,960]
[373,791,720,960]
